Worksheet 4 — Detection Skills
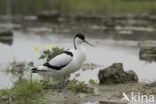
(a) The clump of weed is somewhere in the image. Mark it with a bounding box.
[9,73,47,104]
[9,78,43,104]
[88,79,96,85]
[151,89,156,95]
[0,78,46,104]
[39,47,65,61]
[67,80,94,93]
[40,80,52,90]
[5,60,29,81]
[6,59,17,75]
[1,90,8,96]
[1,77,54,104]
[0,90,9,104]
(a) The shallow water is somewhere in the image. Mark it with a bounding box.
[0,30,156,88]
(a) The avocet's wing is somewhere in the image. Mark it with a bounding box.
[43,51,73,70]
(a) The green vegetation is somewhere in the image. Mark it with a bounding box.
[40,79,52,90]
[5,60,21,76]
[1,90,8,95]
[5,60,28,80]
[10,79,43,104]
[0,0,156,15]
[6,59,17,74]
[39,47,65,60]
[0,80,42,104]
[0,76,52,104]
[0,79,95,104]
[67,80,94,93]
[151,89,156,95]
[89,79,96,85]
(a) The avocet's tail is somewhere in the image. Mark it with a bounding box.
[31,67,38,73]
[31,65,49,73]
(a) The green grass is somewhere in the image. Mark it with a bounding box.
[0,76,96,104]
[37,0,156,15]
[88,79,96,85]
[0,72,51,104]
[0,75,57,104]
[151,89,156,95]
[10,79,43,104]
[1,0,156,15]
[0,79,95,104]
[0,79,44,104]
[67,80,94,93]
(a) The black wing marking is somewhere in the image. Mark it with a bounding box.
[43,51,73,70]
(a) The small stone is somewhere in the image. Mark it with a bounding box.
[77,93,87,99]
[126,70,138,82]
[93,88,100,96]
[1,95,9,100]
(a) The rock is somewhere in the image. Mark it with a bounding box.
[98,63,138,84]
[145,82,156,87]
[0,30,13,45]
[37,10,60,21]
[0,30,13,37]
[126,70,138,82]
[140,47,156,55]
[139,47,156,62]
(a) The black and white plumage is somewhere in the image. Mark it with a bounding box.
[43,51,73,70]
[32,33,94,87]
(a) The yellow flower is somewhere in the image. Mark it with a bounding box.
[46,45,51,49]
[34,46,39,51]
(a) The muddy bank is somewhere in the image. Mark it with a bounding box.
[40,82,156,104]
[0,82,156,104]
[5,14,155,41]
[1,13,156,41]
[37,12,156,25]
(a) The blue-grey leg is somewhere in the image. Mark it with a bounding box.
[52,75,67,89]
[58,75,66,88]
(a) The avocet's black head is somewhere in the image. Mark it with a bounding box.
[75,33,85,41]
[74,33,94,49]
